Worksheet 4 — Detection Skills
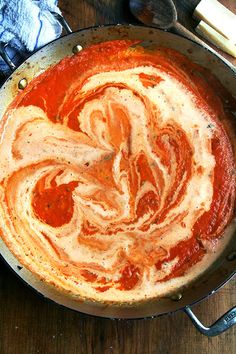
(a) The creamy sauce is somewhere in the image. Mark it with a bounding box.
[0,40,235,303]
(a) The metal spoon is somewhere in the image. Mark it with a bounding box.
[129,0,236,72]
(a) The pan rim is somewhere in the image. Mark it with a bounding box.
[0,23,235,319]
[1,22,235,89]
[0,249,235,319]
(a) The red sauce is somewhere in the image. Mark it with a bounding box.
[138,73,163,88]
[117,264,141,290]
[192,135,235,239]
[137,191,159,218]
[155,237,205,281]
[80,269,98,283]
[32,176,78,227]
[95,285,111,292]
[4,40,235,293]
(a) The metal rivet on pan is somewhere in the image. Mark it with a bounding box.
[18,78,28,90]
[72,44,83,54]
[227,251,236,261]
[171,293,183,301]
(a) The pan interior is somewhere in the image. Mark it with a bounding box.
[0,25,235,319]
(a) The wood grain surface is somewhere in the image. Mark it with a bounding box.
[0,1,236,353]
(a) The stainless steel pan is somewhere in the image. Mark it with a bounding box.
[0,15,235,336]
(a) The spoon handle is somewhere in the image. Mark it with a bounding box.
[173,22,236,73]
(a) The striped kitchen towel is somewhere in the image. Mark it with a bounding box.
[0,0,62,73]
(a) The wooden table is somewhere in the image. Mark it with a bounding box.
[0,1,235,353]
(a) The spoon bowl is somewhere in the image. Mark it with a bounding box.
[130,0,177,29]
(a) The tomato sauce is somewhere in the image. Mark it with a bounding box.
[117,264,141,291]
[2,40,235,295]
[32,176,78,227]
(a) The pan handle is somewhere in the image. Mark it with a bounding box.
[50,12,73,34]
[184,305,236,336]
[0,42,17,71]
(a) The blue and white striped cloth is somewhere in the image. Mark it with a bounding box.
[0,0,62,73]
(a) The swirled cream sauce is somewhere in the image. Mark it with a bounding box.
[0,40,235,302]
